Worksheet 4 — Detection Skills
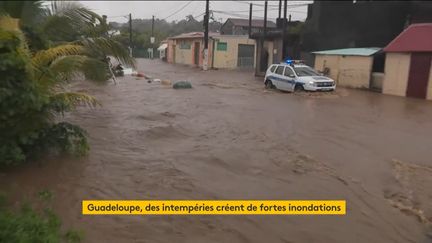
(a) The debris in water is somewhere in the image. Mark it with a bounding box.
[173,81,192,89]
[161,80,172,86]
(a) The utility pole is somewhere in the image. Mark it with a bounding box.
[263,0,268,38]
[151,15,155,59]
[203,0,209,71]
[248,3,252,37]
[281,0,287,61]
[129,13,132,57]
[278,0,282,19]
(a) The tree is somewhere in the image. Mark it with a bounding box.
[0,2,135,165]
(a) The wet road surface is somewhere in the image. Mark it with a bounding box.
[1,59,432,242]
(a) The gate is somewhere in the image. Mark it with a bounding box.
[237,44,254,68]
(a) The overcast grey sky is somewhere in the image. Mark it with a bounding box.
[79,1,310,24]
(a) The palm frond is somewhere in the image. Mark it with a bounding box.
[32,44,84,68]
[80,58,112,82]
[49,55,87,80]
[79,37,136,68]
[0,15,20,31]
[49,92,100,114]
[49,1,103,36]
[49,55,112,83]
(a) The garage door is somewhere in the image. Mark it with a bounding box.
[237,44,254,68]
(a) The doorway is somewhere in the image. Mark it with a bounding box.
[194,42,200,66]
[406,53,432,99]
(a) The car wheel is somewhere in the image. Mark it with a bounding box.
[265,80,274,89]
[294,84,304,92]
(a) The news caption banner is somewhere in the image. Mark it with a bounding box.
[83,200,346,215]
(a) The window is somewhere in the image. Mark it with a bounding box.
[293,66,320,77]
[217,42,227,51]
[275,66,284,75]
[179,41,191,49]
[270,65,277,73]
[284,67,295,77]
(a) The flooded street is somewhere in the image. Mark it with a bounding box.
[2,59,432,242]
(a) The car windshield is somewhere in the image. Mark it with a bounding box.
[293,66,320,77]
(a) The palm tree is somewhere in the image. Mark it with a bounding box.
[0,2,135,164]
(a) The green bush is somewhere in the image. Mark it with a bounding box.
[0,28,49,165]
[0,193,82,243]
[0,25,90,166]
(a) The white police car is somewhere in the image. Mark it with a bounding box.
[264,60,336,92]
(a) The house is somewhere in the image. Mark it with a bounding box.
[166,32,256,69]
[382,23,432,100]
[301,1,432,66]
[312,48,383,89]
[167,32,212,67]
[220,18,276,35]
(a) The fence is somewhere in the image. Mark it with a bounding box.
[133,48,160,59]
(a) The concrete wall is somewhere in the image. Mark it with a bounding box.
[167,38,214,68]
[168,36,255,69]
[370,72,384,91]
[213,36,256,69]
[382,53,411,97]
[314,55,340,80]
[314,55,373,89]
[264,41,274,67]
[174,39,194,65]
[254,40,275,76]
[167,39,175,64]
[338,56,373,89]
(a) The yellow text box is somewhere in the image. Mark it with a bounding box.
[82,200,346,215]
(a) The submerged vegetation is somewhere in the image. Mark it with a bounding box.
[0,1,135,166]
[0,192,83,243]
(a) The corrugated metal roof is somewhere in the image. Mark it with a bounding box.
[384,23,432,52]
[312,48,381,56]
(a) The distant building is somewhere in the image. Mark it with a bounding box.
[382,23,432,100]
[220,18,276,35]
[301,1,432,65]
[166,32,256,69]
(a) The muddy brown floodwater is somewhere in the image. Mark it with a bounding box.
[2,59,432,243]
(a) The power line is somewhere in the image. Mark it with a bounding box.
[213,8,280,13]
[212,10,277,21]
[107,15,129,19]
[161,1,194,20]
[232,0,310,8]
[193,12,206,19]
